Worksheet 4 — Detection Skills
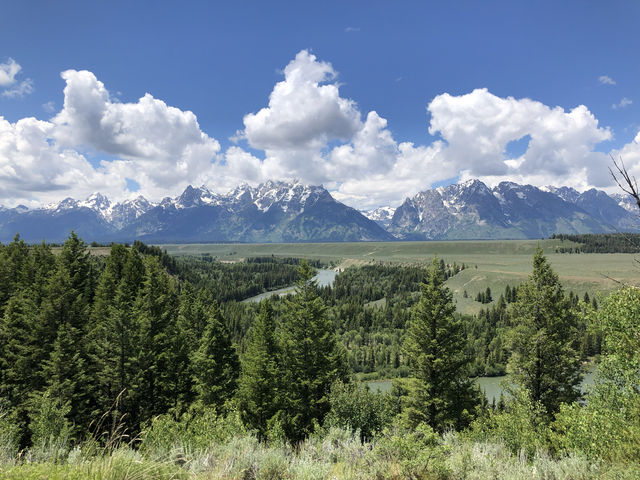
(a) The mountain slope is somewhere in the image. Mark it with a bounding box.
[0,181,392,243]
[389,180,640,240]
[118,181,394,243]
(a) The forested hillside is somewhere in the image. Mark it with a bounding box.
[1,234,639,479]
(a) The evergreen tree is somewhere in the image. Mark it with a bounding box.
[236,300,281,439]
[86,245,145,429]
[129,256,179,426]
[0,235,30,314]
[191,298,239,409]
[403,258,479,431]
[41,233,94,433]
[508,247,583,418]
[278,261,348,442]
[0,291,40,443]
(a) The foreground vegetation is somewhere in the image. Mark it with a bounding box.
[1,234,639,478]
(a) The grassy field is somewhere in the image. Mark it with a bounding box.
[159,239,640,314]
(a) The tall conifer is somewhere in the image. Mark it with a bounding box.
[237,300,281,439]
[278,261,347,442]
[404,258,479,431]
[191,299,239,409]
[508,247,583,417]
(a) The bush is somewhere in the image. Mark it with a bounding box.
[552,287,640,463]
[468,388,551,458]
[27,391,71,462]
[372,422,450,479]
[139,406,247,457]
[0,407,20,464]
[324,380,394,441]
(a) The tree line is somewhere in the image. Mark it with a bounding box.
[551,233,640,253]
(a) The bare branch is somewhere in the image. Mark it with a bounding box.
[609,155,640,212]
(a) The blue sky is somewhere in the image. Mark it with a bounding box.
[1,1,639,209]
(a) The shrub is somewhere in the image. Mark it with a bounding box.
[324,380,394,441]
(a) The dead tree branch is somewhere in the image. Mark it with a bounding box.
[609,155,640,212]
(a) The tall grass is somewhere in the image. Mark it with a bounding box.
[2,425,640,479]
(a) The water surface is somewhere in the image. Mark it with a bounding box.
[242,269,338,303]
[367,368,596,402]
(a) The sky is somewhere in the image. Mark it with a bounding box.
[1,0,640,210]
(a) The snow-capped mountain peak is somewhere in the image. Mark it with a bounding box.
[361,206,397,228]
[389,180,640,240]
[79,192,112,217]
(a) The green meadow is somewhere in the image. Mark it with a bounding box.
[159,239,639,314]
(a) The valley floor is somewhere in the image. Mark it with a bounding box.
[158,239,639,314]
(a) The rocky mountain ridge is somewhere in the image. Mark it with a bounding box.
[1,179,638,243]
[381,180,640,240]
[0,181,394,243]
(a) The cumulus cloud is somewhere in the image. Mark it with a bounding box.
[0,69,225,205]
[52,69,221,197]
[0,116,122,206]
[610,131,640,193]
[243,50,361,151]
[237,50,447,207]
[612,97,632,109]
[0,50,637,210]
[599,75,616,85]
[427,88,612,190]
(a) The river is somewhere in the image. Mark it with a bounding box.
[242,268,338,303]
[367,368,596,402]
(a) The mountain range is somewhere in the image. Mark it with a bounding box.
[0,181,393,243]
[0,180,637,243]
[368,180,640,240]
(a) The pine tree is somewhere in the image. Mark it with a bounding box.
[0,291,41,443]
[404,258,479,431]
[191,299,239,409]
[41,233,94,433]
[236,300,281,439]
[278,261,348,442]
[86,245,145,429]
[129,256,179,426]
[508,247,583,418]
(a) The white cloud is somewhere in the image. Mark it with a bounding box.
[42,101,56,113]
[52,69,221,197]
[0,70,224,206]
[427,88,612,190]
[0,58,21,86]
[237,50,446,208]
[612,97,632,109]
[599,75,616,85]
[1,78,34,98]
[609,131,640,195]
[0,116,122,206]
[0,58,33,98]
[0,51,637,211]
[243,50,361,151]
